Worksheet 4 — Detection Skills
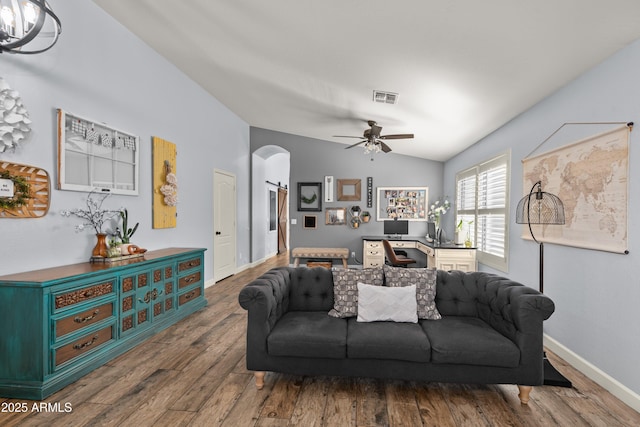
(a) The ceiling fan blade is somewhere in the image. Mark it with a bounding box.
[379,141,392,153]
[345,140,367,149]
[379,133,414,140]
[333,135,365,139]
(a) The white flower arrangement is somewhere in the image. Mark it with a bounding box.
[60,191,120,234]
[428,197,450,224]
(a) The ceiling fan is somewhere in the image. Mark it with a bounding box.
[333,120,414,155]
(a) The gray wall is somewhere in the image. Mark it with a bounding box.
[444,39,640,398]
[251,128,444,264]
[0,0,250,281]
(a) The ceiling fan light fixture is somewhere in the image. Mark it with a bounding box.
[0,0,61,54]
[373,90,398,104]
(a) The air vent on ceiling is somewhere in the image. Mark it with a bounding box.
[373,90,398,104]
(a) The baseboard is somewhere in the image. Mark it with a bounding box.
[544,334,640,412]
[205,255,278,289]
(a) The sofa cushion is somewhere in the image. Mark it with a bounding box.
[384,265,441,320]
[288,267,335,311]
[347,318,431,362]
[357,283,418,323]
[329,268,384,318]
[421,316,520,367]
[267,311,347,359]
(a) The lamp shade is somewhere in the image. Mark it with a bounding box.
[516,181,565,225]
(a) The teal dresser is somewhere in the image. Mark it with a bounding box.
[0,248,207,400]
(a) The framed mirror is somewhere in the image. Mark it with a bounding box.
[337,179,361,201]
[57,109,139,195]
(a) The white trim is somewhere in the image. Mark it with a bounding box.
[544,334,640,413]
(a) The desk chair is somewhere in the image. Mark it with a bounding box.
[382,239,416,267]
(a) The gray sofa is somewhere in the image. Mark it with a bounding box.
[238,266,555,404]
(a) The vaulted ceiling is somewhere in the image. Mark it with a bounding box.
[94,0,640,161]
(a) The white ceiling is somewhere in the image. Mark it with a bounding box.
[93,0,640,161]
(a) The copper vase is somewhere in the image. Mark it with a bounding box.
[92,233,109,258]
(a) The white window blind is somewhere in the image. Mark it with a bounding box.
[455,152,510,271]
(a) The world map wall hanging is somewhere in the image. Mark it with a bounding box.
[522,124,630,254]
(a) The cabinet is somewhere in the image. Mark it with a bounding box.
[0,248,206,400]
[362,238,476,271]
[429,248,476,272]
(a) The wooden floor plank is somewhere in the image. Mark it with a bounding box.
[2,252,639,427]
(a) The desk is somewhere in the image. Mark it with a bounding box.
[362,236,477,271]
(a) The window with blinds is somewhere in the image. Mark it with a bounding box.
[455,152,510,271]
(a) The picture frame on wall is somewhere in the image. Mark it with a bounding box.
[326,207,346,225]
[376,186,428,221]
[303,215,317,229]
[297,182,322,211]
[337,178,361,201]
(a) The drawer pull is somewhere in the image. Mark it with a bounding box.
[138,288,163,303]
[83,290,94,297]
[74,309,99,323]
[73,335,99,350]
[184,276,195,284]
[184,290,196,300]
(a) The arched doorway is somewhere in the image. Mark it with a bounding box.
[251,145,291,263]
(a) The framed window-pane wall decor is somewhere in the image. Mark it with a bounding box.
[57,109,139,195]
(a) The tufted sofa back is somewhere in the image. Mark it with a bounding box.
[287,267,335,312]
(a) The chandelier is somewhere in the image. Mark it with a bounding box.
[0,0,61,54]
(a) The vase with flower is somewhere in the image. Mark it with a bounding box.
[61,191,120,258]
[428,197,450,245]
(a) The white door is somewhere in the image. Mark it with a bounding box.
[213,170,237,282]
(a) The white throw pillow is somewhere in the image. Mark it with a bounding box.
[357,282,418,323]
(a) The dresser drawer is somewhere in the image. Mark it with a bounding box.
[390,241,416,249]
[366,249,383,257]
[178,271,201,289]
[55,301,115,339]
[364,241,383,249]
[178,287,202,306]
[365,259,385,268]
[53,279,116,311]
[437,249,476,260]
[54,324,114,368]
[417,243,435,256]
[178,257,201,273]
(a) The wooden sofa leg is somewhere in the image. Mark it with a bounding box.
[517,385,532,404]
[254,371,265,390]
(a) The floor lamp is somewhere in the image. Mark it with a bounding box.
[516,180,572,387]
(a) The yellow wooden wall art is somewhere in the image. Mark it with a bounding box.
[152,136,177,228]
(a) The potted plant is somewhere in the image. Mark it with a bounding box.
[116,209,139,255]
[455,220,464,245]
[107,236,122,258]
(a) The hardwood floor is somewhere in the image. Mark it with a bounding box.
[2,252,639,426]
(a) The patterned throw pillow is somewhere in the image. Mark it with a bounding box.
[328,268,384,318]
[383,265,441,320]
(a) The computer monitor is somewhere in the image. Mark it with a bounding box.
[426,221,436,239]
[384,219,409,237]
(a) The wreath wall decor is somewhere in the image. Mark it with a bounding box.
[0,171,30,209]
[0,162,51,218]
